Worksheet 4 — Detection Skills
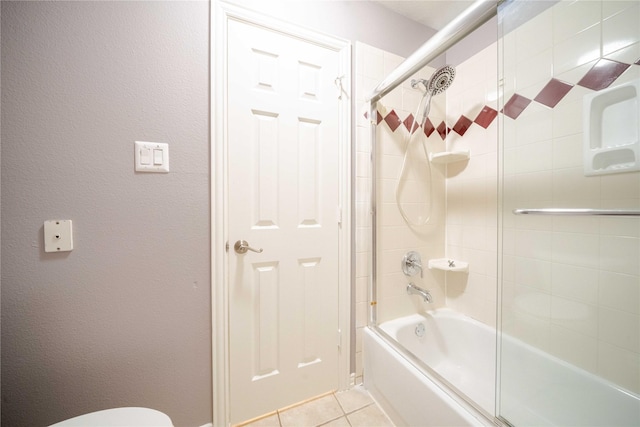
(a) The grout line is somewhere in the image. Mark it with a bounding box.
[238,388,387,427]
[333,392,346,414]
[311,393,349,427]
[344,401,377,417]
[316,415,348,427]
[333,392,348,415]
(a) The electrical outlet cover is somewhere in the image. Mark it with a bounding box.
[44,220,73,253]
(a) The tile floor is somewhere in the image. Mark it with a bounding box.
[237,386,394,427]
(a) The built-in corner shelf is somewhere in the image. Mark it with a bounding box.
[429,150,470,164]
[428,258,469,273]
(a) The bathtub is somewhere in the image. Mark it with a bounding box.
[364,308,640,427]
[364,309,496,427]
[500,335,640,426]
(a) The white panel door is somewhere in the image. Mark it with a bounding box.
[227,19,341,424]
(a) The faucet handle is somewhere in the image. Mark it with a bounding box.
[415,260,424,278]
[402,251,423,277]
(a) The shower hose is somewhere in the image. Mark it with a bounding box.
[395,90,434,227]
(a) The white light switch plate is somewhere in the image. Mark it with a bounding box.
[44,220,73,253]
[135,141,169,173]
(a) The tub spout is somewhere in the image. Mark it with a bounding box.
[407,283,432,303]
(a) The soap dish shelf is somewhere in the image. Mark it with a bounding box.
[428,258,469,273]
[429,150,470,164]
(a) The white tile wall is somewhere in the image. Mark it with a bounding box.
[356,40,500,380]
[375,71,448,326]
[358,0,639,397]
[445,43,499,328]
[354,42,446,383]
[501,0,640,395]
[602,2,640,56]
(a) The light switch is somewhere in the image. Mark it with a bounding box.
[153,149,163,165]
[140,147,152,165]
[44,220,73,253]
[135,141,169,173]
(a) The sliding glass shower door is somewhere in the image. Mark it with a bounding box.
[498,0,639,425]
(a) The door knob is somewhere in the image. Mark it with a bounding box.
[234,240,263,254]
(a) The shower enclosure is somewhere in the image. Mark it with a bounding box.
[364,0,640,425]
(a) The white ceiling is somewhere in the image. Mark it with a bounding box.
[372,0,476,31]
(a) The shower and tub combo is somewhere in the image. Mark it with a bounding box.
[366,308,639,426]
[362,0,640,426]
[365,310,496,426]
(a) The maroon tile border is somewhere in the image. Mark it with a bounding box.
[577,58,630,91]
[366,54,639,138]
[502,94,531,120]
[452,115,473,136]
[403,114,418,133]
[534,78,573,108]
[474,106,497,129]
[423,118,435,137]
[384,110,402,131]
[436,121,449,139]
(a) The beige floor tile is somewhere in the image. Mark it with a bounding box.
[335,385,374,414]
[240,413,281,427]
[347,404,394,427]
[319,416,351,427]
[279,395,344,427]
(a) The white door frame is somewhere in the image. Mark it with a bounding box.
[211,2,352,425]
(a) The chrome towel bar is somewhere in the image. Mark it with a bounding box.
[513,208,640,216]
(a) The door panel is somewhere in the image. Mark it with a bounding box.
[227,19,341,424]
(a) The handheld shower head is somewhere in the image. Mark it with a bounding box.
[398,66,456,228]
[418,64,456,123]
[427,65,456,95]
[412,65,456,95]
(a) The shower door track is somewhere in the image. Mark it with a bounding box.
[514,208,640,216]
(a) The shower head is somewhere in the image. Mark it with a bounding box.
[411,65,456,95]
[427,65,456,95]
[415,65,456,124]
